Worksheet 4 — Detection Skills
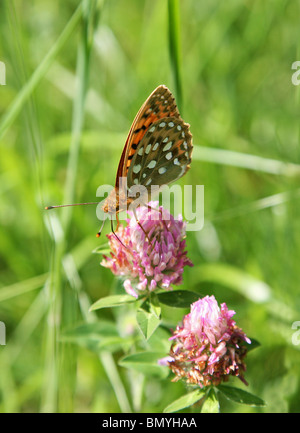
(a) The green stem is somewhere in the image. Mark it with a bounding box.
[168,0,183,112]
[79,291,133,413]
[99,352,133,413]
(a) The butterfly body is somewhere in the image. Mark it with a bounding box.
[102,188,134,214]
[102,85,193,216]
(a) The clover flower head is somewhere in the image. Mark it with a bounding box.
[160,295,251,387]
[101,202,193,298]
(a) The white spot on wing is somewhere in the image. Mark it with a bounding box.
[165,152,172,160]
[147,160,157,169]
[158,167,167,174]
[145,144,152,154]
[133,164,141,173]
[163,141,172,152]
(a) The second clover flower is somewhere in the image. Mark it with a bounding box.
[160,295,251,388]
[101,202,193,298]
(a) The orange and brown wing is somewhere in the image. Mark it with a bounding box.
[115,85,180,188]
[127,116,193,189]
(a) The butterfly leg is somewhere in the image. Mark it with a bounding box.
[141,202,171,234]
[145,203,163,215]
[132,206,152,244]
[116,212,120,231]
[110,215,127,249]
[96,218,106,238]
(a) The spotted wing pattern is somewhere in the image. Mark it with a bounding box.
[127,116,192,189]
[115,85,181,188]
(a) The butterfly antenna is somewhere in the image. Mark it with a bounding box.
[45,202,99,210]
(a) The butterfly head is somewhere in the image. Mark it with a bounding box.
[102,188,133,214]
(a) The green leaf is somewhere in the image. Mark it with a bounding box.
[62,321,118,339]
[89,294,136,311]
[218,385,266,407]
[147,326,173,352]
[201,388,220,413]
[157,290,200,308]
[60,321,131,353]
[96,336,133,352]
[136,303,161,340]
[92,243,110,255]
[119,352,168,378]
[148,293,161,318]
[163,389,206,413]
[241,337,260,352]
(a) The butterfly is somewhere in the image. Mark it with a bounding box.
[100,85,193,230]
[46,85,193,239]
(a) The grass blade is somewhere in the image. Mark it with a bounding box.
[0,3,83,140]
[193,145,300,177]
[0,273,47,302]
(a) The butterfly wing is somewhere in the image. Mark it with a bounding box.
[115,85,181,188]
[127,116,193,189]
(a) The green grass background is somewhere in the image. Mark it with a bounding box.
[0,0,300,413]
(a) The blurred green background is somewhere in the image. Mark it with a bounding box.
[0,0,300,413]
